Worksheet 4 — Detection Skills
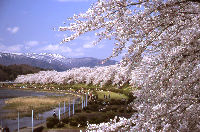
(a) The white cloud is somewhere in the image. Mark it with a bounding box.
[57,0,88,2]
[80,35,104,49]
[68,48,84,57]
[42,44,85,57]
[43,44,72,53]
[83,42,104,49]
[0,43,23,52]
[79,35,92,41]
[7,26,19,34]
[25,41,39,47]
[83,43,95,48]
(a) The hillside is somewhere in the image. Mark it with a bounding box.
[0,64,46,81]
[0,52,117,71]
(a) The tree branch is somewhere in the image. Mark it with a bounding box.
[186,0,200,3]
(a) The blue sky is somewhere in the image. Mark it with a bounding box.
[0,0,121,61]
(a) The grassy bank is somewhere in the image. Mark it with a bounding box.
[8,82,136,96]
[96,91,128,100]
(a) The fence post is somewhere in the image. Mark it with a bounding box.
[18,112,19,132]
[73,99,75,115]
[32,110,33,132]
[59,103,60,120]
[86,94,88,107]
[64,101,66,114]
[84,98,86,108]
[82,96,83,109]
[68,101,70,117]
[1,120,2,131]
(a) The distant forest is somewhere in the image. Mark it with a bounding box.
[0,64,46,81]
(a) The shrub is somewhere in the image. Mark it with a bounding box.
[110,105,118,112]
[46,117,59,128]
[127,107,132,113]
[106,111,116,119]
[97,99,104,105]
[119,99,127,105]
[110,99,118,105]
[87,104,99,111]
[127,94,136,103]
[96,116,106,124]
[89,114,106,124]
[69,115,88,127]
[105,106,112,111]
[69,117,78,126]
[83,107,88,111]
[89,116,98,124]
[75,109,81,113]
[119,107,125,113]
[77,115,88,126]
[61,117,69,124]
[109,99,126,105]
[86,109,91,113]
[56,122,65,128]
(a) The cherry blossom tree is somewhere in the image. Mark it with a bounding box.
[15,65,131,86]
[58,0,200,131]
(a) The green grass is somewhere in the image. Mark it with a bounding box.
[13,83,98,91]
[96,91,128,100]
[9,83,138,101]
[12,82,136,93]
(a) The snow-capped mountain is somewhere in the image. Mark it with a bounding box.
[0,52,117,71]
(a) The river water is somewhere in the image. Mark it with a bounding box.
[0,88,79,132]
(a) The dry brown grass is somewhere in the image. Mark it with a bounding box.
[3,96,71,118]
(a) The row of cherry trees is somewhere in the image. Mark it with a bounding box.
[15,64,132,86]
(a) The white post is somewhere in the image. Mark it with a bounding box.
[86,94,88,107]
[59,103,60,120]
[73,99,75,115]
[68,101,70,117]
[64,101,66,114]
[32,110,33,132]
[18,112,19,132]
[100,82,102,88]
[82,96,83,109]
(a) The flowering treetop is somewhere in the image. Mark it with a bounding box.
[59,0,200,67]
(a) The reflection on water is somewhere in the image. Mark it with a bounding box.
[0,88,66,99]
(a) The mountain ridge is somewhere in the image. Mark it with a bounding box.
[0,52,117,71]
